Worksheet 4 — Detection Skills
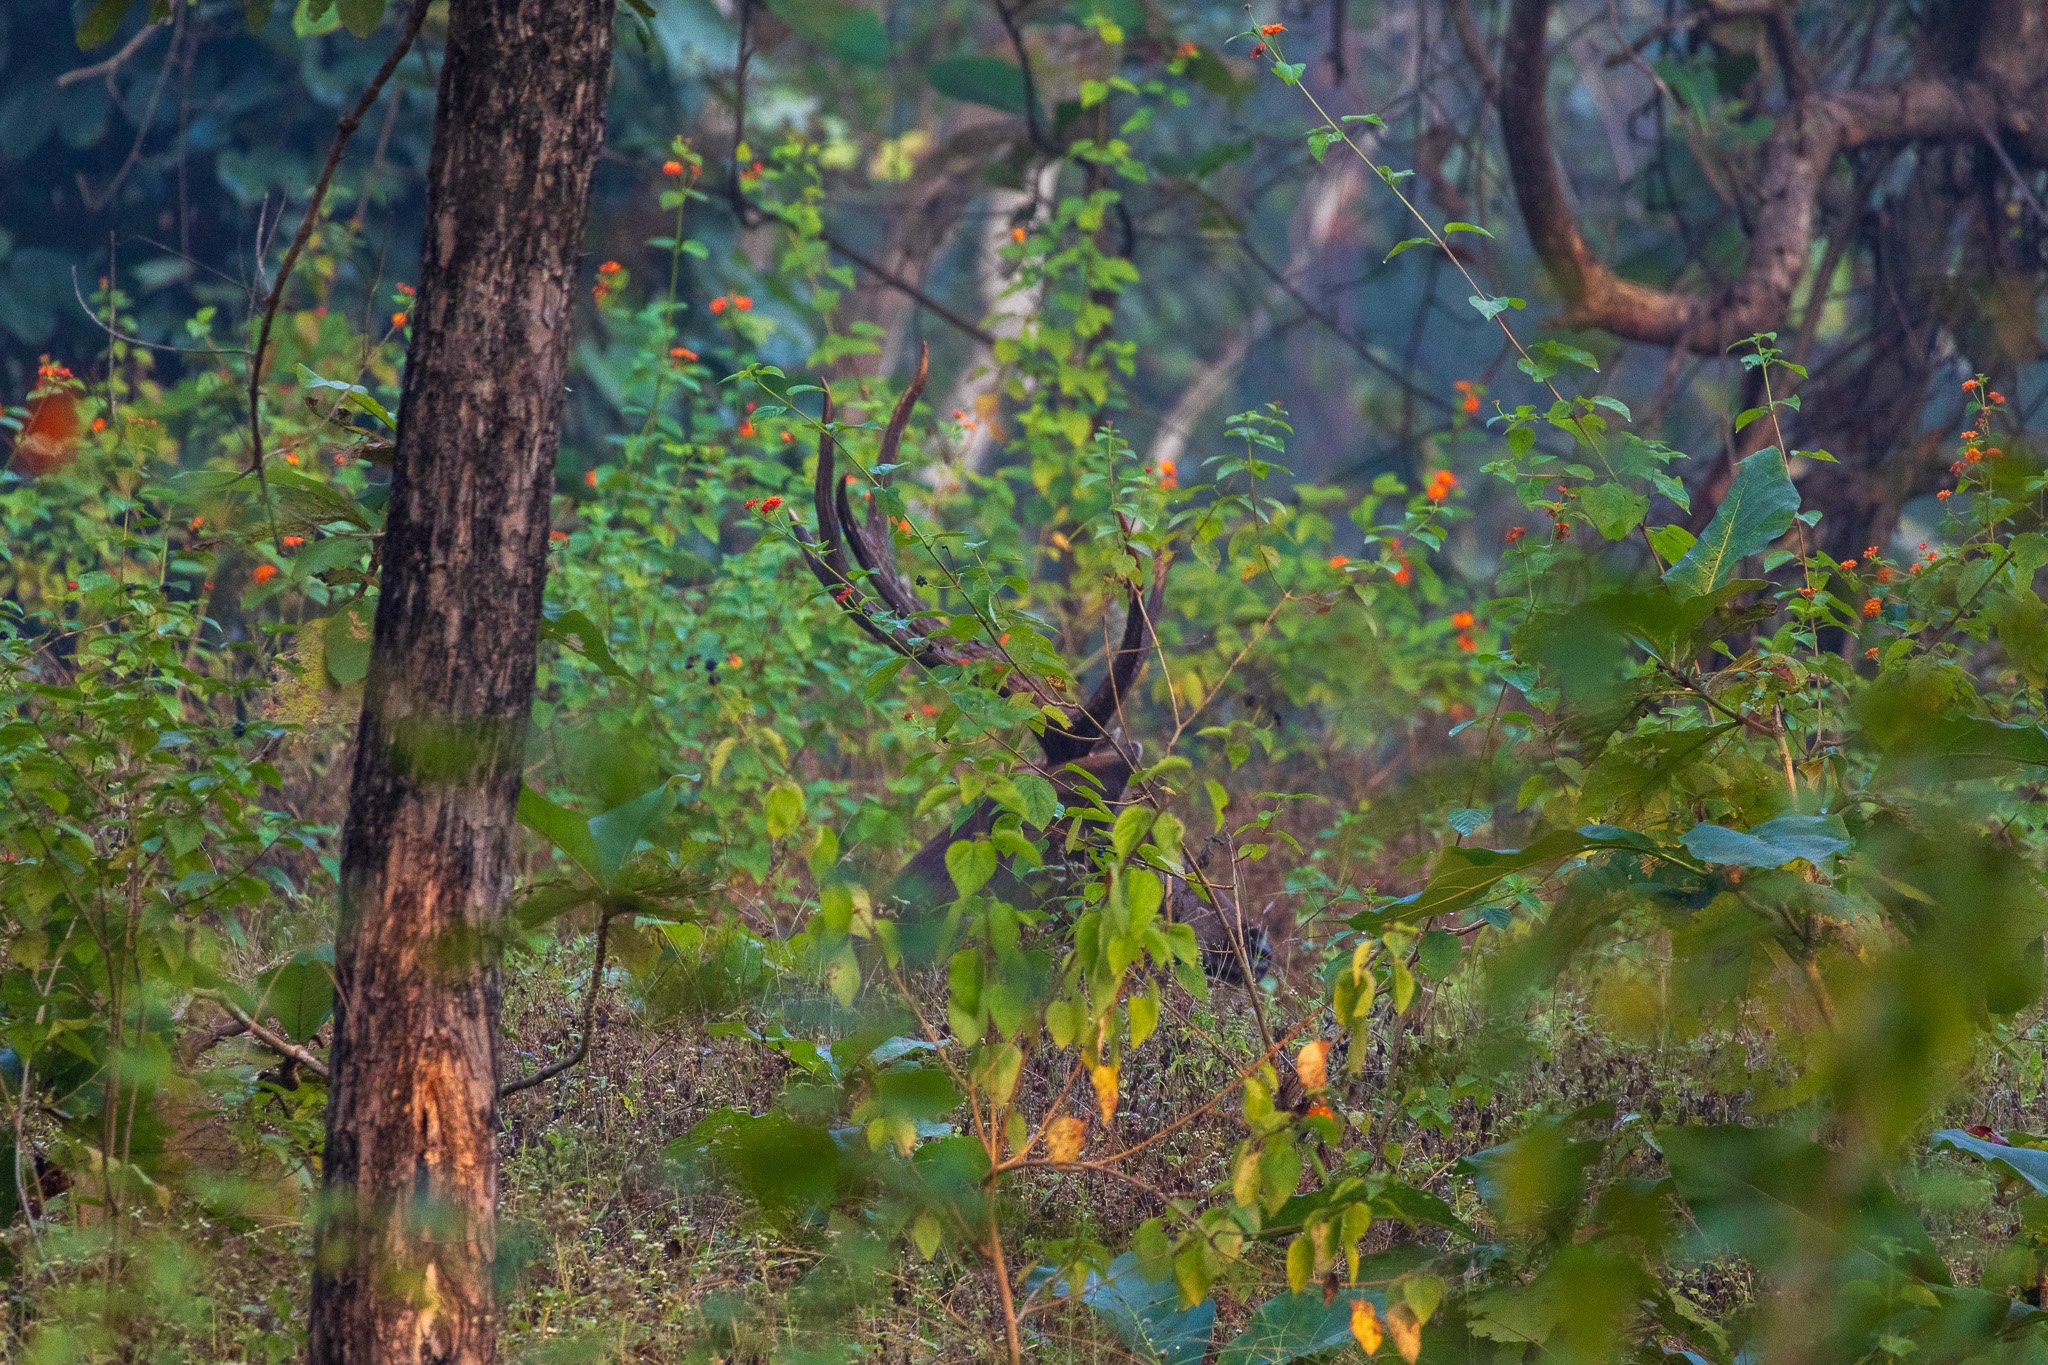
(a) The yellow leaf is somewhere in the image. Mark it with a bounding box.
[1089,1063,1120,1123]
[1046,1115,1086,1164]
[1387,1302,1421,1363]
[1349,1299,1383,1353]
[1295,1039,1330,1094]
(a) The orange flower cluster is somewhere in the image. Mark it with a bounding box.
[1504,525,1526,544]
[1260,22,1286,34]
[662,159,685,177]
[708,294,754,315]
[1173,40,1199,59]
[1156,457,1179,490]
[1943,374,2008,496]
[1423,468,1457,502]
[1454,378,1480,416]
[251,564,278,585]
[1328,554,1349,570]
[1450,609,1477,651]
[282,535,305,549]
[390,311,408,329]
[739,160,764,182]
[1387,537,1412,586]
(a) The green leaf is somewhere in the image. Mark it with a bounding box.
[517,786,602,882]
[1680,814,1850,869]
[1468,294,1525,322]
[588,781,679,885]
[1366,827,1658,927]
[1215,1287,1380,1365]
[260,948,335,1044]
[1111,805,1153,861]
[946,839,997,899]
[1579,483,1649,541]
[336,0,386,36]
[76,0,134,50]
[1933,1129,2048,1194]
[1662,448,1799,599]
[926,56,1030,115]
[1129,991,1160,1048]
[1646,524,1697,565]
[321,600,375,686]
[1659,1124,1948,1284]
[763,780,806,841]
[765,0,890,65]
[1050,1251,1216,1365]
[539,607,633,681]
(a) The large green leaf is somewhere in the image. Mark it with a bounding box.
[926,56,1031,116]
[1215,1286,1380,1365]
[1580,482,1649,541]
[765,0,890,65]
[336,0,388,37]
[1932,1128,2048,1194]
[75,0,135,49]
[259,946,335,1044]
[1679,814,1850,869]
[517,786,602,882]
[1364,826,1659,927]
[1659,1124,1948,1284]
[1662,448,1799,599]
[586,781,679,886]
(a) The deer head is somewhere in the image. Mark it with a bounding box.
[792,346,1267,985]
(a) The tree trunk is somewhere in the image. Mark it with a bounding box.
[308,1,614,1360]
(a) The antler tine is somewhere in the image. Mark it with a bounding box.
[809,387,853,588]
[795,385,913,657]
[1042,555,1165,765]
[834,346,935,626]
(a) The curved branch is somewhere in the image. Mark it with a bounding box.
[498,911,617,1100]
[1500,0,2011,353]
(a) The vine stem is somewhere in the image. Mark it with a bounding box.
[1262,28,1665,570]
[243,0,431,524]
[987,1205,1024,1365]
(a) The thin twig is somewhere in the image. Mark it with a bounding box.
[58,21,164,88]
[244,0,430,481]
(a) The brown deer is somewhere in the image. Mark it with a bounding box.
[791,346,1267,987]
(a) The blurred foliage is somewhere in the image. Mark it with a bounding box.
[6,2,2048,1363]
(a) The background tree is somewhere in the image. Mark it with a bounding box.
[1464,0,2048,550]
[306,1,614,1360]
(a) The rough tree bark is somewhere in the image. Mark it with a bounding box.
[307,1,615,1361]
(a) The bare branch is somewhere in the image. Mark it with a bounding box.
[1500,0,2016,353]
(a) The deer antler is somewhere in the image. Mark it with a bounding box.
[795,343,1162,770]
